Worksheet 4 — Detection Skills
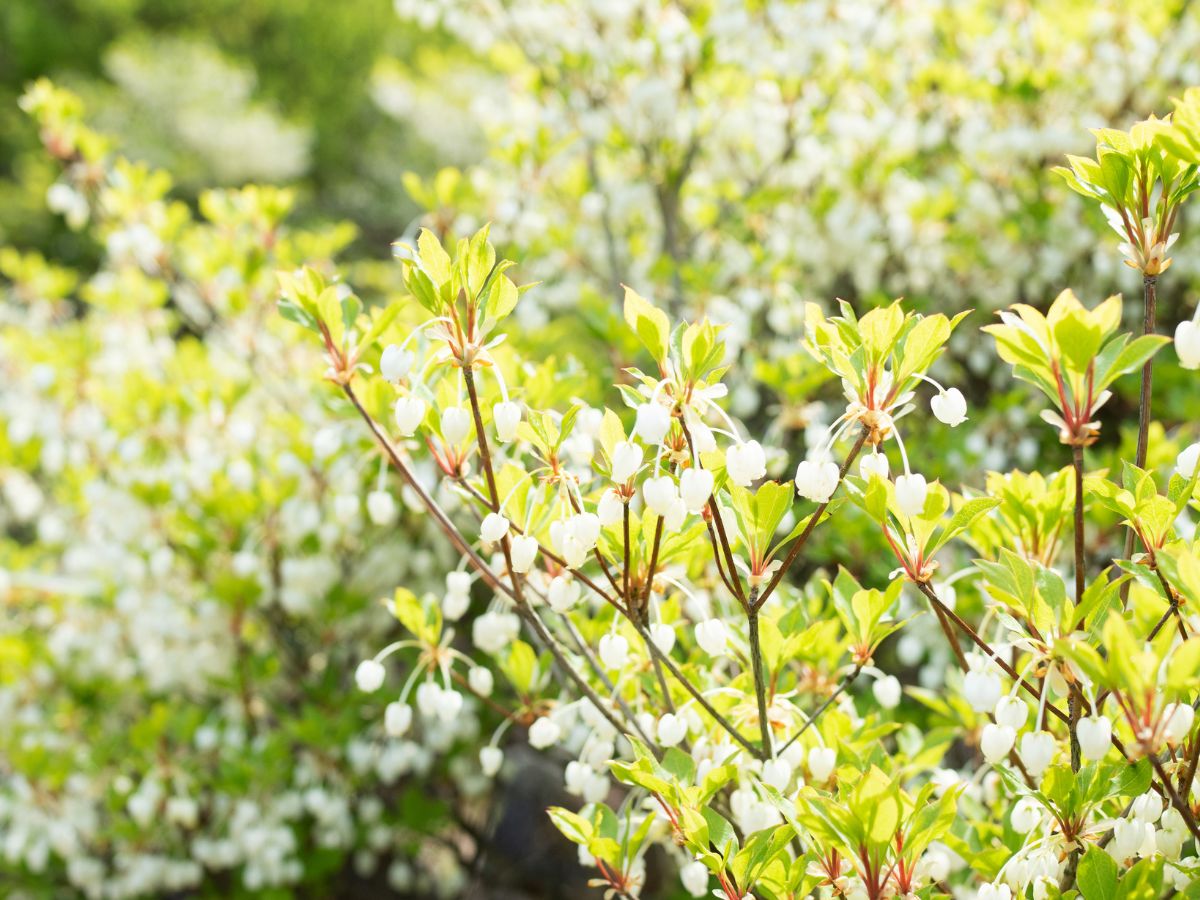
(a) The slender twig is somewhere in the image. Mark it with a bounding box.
[453,474,628,616]
[1068,443,1086,770]
[641,515,665,618]
[1149,751,1200,842]
[1071,444,1085,609]
[558,613,655,748]
[680,421,746,605]
[918,582,1069,726]
[755,427,869,610]
[1134,274,1157,470]
[633,622,763,759]
[345,381,636,742]
[343,384,513,598]
[745,588,772,757]
[1120,274,1158,607]
[776,666,862,755]
[622,500,632,604]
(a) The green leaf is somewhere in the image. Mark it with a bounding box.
[1077,846,1117,900]
[623,286,670,364]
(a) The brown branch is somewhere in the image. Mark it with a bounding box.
[755,427,869,611]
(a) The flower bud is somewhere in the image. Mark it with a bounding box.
[528,717,562,749]
[1175,319,1200,369]
[981,723,1015,763]
[598,633,630,669]
[355,659,385,692]
[894,472,928,517]
[509,534,538,573]
[366,490,397,525]
[394,396,426,436]
[873,675,901,709]
[679,468,714,513]
[634,403,671,444]
[795,459,840,503]
[480,746,504,777]
[384,701,412,736]
[441,406,472,444]
[493,401,522,442]
[994,695,1028,730]
[1076,715,1112,761]
[611,441,643,483]
[380,344,414,381]
[657,713,687,747]
[643,475,678,516]
[808,746,836,782]
[1019,731,1056,776]
[597,490,623,526]
[468,667,494,697]
[725,440,766,487]
[480,512,510,544]
[931,388,968,426]
[695,618,727,656]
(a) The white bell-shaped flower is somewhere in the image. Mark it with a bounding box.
[795,459,840,503]
[394,396,426,436]
[493,401,522,442]
[480,512,510,544]
[726,440,766,487]
[694,618,727,656]
[1077,715,1112,761]
[597,490,623,526]
[873,675,901,709]
[894,472,928,517]
[380,344,414,381]
[598,633,630,669]
[980,723,1015,763]
[930,388,968,426]
[528,717,562,749]
[355,659,385,692]
[611,441,643,482]
[509,534,538,573]
[679,468,714,513]
[643,475,678,516]
[1175,318,1200,369]
[634,402,672,444]
[440,406,472,444]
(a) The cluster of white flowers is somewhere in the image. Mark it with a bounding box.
[394,0,1200,340]
[0,144,484,892]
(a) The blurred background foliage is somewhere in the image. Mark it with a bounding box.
[0,0,482,262]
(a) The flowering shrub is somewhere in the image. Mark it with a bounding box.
[6,9,1200,898]
[286,94,1200,899]
[0,82,476,897]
